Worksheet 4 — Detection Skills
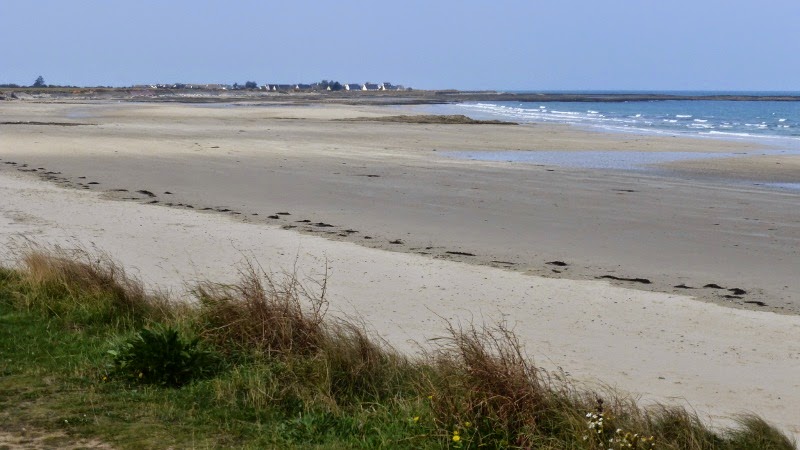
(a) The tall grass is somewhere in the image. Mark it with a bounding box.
[194,262,419,407]
[0,248,795,449]
[193,262,329,358]
[5,247,173,328]
[422,321,553,446]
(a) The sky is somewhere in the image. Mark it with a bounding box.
[2,0,799,91]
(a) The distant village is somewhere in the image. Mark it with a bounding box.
[132,81,409,92]
[1,77,411,93]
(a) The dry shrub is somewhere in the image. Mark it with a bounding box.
[12,247,171,327]
[422,320,557,446]
[194,261,329,358]
[321,319,415,402]
[195,260,415,405]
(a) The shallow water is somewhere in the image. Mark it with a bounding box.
[444,150,800,192]
[444,150,739,171]
[758,182,800,191]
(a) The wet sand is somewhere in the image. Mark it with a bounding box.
[1,101,798,313]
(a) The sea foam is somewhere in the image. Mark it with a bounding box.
[452,99,800,144]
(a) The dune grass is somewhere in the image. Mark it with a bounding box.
[0,249,795,449]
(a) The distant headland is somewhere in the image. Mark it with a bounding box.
[2,77,799,104]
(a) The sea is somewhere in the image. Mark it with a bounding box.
[431,91,800,144]
[422,91,800,190]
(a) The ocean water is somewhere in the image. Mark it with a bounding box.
[428,94,800,147]
[424,93,800,191]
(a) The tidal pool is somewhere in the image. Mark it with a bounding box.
[443,150,739,171]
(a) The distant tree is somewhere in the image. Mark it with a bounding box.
[244,81,257,89]
[319,79,343,91]
[233,82,241,90]
[32,76,46,87]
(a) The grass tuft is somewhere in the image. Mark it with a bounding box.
[193,261,328,358]
[723,414,798,449]
[194,260,418,407]
[423,320,552,447]
[6,248,172,328]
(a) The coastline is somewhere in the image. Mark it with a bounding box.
[2,99,799,437]
[2,101,798,313]
[417,100,800,156]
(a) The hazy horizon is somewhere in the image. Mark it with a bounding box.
[2,0,798,91]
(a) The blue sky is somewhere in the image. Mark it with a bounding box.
[2,0,799,90]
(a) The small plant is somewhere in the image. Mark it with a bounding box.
[584,400,656,449]
[108,325,219,387]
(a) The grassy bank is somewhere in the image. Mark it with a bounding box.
[0,249,794,449]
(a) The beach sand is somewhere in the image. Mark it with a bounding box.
[1,101,799,437]
[1,102,798,312]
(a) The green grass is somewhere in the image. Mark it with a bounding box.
[0,300,432,449]
[0,251,795,449]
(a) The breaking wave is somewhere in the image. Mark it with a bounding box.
[451,100,800,145]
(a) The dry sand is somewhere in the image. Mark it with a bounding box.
[1,101,799,437]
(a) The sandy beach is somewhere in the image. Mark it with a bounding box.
[1,100,799,437]
[1,101,798,312]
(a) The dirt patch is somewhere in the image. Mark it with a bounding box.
[0,428,114,449]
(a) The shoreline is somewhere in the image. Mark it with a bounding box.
[2,99,800,438]
[1,101,798,314]
[414,102,800,157]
